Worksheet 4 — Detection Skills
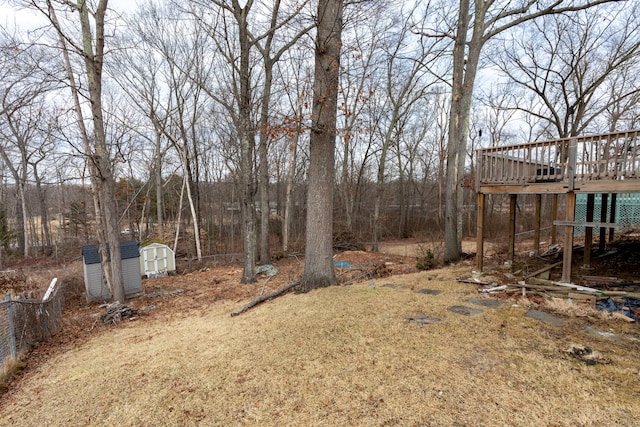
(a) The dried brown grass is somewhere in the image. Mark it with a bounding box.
[0,355,26,392]
[1,267,639,426]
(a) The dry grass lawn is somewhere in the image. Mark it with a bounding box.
[1,265,639,426]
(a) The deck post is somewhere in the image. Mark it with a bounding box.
[599,193,609,252]
[533,194,542,254]
[476,192,485,272]
[508,194,517,269]
[561,192,576,283]
[584,194,595,268]
[609,193,617,242]
[551,194,558,245]
[568,139,577,191]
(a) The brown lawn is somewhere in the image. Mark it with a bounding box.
[0,243,639,426]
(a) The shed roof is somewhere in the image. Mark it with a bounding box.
[82,240,140,265]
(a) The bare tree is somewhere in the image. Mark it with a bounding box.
[20,0,126,301]
[489,5,640,138]
[0,30,58,257]
[300,0,343,291]
[370,2,444,249]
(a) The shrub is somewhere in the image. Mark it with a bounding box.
[416,246,435,271]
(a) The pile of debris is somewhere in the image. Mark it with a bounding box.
[100,302,140,324]
[458,265,640,322]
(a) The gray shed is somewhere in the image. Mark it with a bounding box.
[82,240,143,302]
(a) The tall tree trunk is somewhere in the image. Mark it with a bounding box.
[372,141,389,251]
[234,0,257,284]
[301,0,343,291]
[173,176,186,254]
[183,152,202,261]
[341,133,353,231]
[32,167,52,253]
[444,0,482,263]
[17,184,27,257]
[78,0,125,302]
[283,133,298,252]
[155,132,164,238]
[45,0,125,301]
[258,63,274,265]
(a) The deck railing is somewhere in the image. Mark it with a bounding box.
[476,130,640,189]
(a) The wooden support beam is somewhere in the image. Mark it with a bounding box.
[553,221,628,228]
[476,192,485,272]
[568,139,577,191]
[584,194,595,267]
[599,193,609,252]
[609,193,617,242]
[561,192,576,283]
[551,194,558,245]
[534,194,542,254]
[509,194,517,269]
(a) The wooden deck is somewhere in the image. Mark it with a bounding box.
[476,129,640,194]
[475,130,640,283]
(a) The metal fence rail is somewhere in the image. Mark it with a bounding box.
[0,287,63,368]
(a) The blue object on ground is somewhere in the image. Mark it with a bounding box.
[334,261,352,267]
[596,297,638,321]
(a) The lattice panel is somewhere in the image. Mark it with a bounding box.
[575,194,640,237]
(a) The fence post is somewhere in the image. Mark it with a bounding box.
[5,293,17,360]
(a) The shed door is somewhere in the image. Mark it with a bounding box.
[143,246,168,275]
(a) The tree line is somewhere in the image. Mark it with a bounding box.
[0,0,638,299]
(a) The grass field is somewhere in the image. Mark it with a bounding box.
[1,266,639,426]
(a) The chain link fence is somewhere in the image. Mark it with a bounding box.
[0,285,63,368]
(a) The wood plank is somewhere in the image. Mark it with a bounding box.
[524,261,563,279]
[553,220,630,228]
[528,277,601,293]
[581,275,619,284]
[568,292,596,305]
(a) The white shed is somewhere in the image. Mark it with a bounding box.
[82,240,143,302]
[139,242,176,278]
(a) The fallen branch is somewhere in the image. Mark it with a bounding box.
[231,281,300,317]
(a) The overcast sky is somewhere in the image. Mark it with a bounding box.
[1,0,138,31]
